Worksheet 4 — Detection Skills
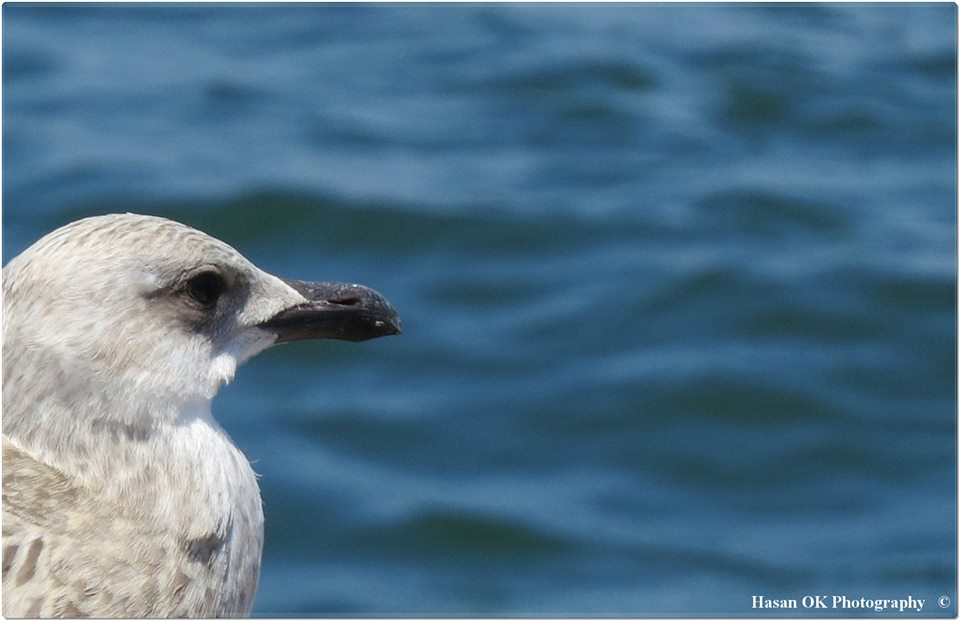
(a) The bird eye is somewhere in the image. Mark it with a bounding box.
[185,271,223,308]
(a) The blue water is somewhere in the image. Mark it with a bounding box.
[3,4,956,616]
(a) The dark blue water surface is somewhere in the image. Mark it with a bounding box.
[3,3,957,616]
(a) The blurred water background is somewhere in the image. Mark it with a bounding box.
[3,3,957,616]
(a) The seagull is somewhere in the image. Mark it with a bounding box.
[1,213,401,617]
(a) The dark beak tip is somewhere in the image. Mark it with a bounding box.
[368,309,402,338]
[383,318,402,336]
[263,280,402,344]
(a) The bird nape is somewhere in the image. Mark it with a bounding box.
[1,213,401,618]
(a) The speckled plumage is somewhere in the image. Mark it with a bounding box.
[1,214,338,617]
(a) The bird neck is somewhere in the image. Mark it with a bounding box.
[6,393,252,502]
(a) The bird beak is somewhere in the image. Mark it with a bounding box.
[259,280,402,343]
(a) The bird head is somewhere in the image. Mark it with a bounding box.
[2,214,400,431]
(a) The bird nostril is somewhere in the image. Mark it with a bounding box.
[331,296,361,306]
